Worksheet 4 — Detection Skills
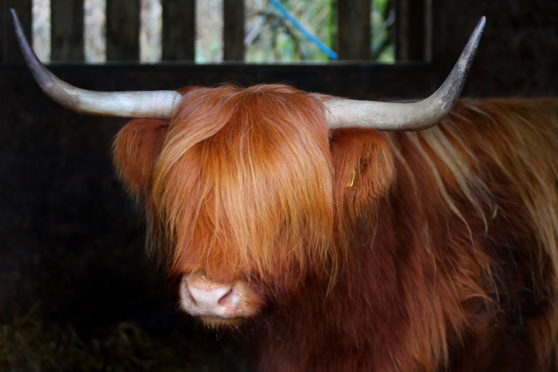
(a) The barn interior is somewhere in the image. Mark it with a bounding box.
[1,0,557,370]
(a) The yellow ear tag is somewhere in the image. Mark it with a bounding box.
[347,170,356,187]
[492,204,499,219]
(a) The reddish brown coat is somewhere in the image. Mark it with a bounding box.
[113,87,558,371]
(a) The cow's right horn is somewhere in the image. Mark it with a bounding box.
[11,9,182,119]
[325,17,486,131]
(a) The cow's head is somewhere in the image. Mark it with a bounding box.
[11,9,484,327]
[113,84,338,327]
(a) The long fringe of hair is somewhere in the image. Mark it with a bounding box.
[148,85,338,290]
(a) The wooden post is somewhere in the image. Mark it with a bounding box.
[106,0,140,61]
[51,0,84,62]
[395,0,427,61]
[162,0,195,61]
[2,0,32,64]
[223,0,244,61]
[337,0,370,60]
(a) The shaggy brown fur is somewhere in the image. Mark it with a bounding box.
[113,86,558,371]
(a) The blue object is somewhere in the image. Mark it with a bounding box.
[268,0,338,60]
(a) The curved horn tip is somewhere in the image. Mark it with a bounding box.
[470,16,486,50]
[9,8,18,20]
[10,9,26,41]
[478,16,487,29]
[9,9,181,120]
[466,17,486,56]
[324,18,486,131]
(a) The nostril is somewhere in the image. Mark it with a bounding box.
[179,274,260,319]
[183,275,233,310]
[183,283,197,305]
[217,288,234,306]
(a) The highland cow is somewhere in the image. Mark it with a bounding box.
[12,11,558,371]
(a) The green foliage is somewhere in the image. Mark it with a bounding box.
[371,0,395,62]
[245,0,394,63]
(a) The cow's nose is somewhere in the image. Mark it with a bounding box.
[180,273,235,317]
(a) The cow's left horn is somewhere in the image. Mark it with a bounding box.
[11,9,182,119]
[325,17,485,131]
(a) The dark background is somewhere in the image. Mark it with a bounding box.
[0,0,557,369]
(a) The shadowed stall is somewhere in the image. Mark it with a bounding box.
[1,1,557,370]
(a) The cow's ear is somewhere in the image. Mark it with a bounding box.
[113,119,169,201]
[330,128,395,221]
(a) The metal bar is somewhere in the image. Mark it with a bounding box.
[106,0,140,61]
[337,0,370,60]
[224,0,245,61]
[162,0,195,61]
[395,0,427,61]
[51,0,84,61]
